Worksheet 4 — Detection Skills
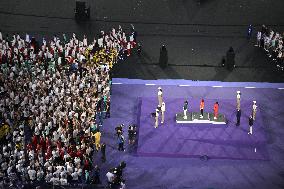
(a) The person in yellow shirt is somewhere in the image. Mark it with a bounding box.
[93,130,101,151]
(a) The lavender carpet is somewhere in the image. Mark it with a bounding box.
[137,97,268,160]
[92,80,284,189]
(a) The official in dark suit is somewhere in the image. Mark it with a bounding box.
[236,109,241,126]
[248,115,254,135]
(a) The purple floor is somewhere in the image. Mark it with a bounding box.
[93,80,284,189]
[137,97,268,160]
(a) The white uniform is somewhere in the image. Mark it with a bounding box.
[252,103,257,120]
[161,102,165,124]
[155,109,159,128]
[237,93,241,110]
[158,89,163,107]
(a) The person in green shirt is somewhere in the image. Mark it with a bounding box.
[90,120,97,133]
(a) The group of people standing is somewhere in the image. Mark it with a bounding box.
[255,25,284,71]
[183,100,219,120]
[153,87,258,136]
[0,24,137,188]
[153,87,166,128]
[235,91,258,135]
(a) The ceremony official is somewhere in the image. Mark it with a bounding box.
[236,109,241,126]
[236,91,241,110]
[252,101,257,120]
[157,87,163,107]
[161,102,166,124]
[155,108,159,128]
[213,102,219,120]
[200,99,204,118]
[248,115,254,135]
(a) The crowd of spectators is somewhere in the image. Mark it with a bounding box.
[255,25,284,71]
[0,25,137,188]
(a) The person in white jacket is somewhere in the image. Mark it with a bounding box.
[157,87,163,107]
[252,101,257,120]
[155,108,159,128]
[236,91,241,110]
[161,102,166,124]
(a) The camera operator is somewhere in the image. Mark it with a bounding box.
[115,124,124,137]
[128,124,137,145]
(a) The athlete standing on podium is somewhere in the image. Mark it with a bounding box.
[200,99,204,118]
[213,102,219,120]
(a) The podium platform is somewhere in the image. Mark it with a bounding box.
[176,112,227,124]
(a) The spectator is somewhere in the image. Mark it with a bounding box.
[0,25,134,186]
[254,26,284,71]
[93,129,101,151]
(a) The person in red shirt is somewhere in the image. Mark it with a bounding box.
[45,146,52,160]
[213,102,219,120]
[60,148,65,160]
[69,148,76,158]
[40,136,45,152]
[56,141,62,150]
[200,99,205,118]
[84,157,90,171]
[32,135,38,149]
[45,136,50,150]
[26,143,33,151]
[36,144,42,154]
[76,148,83,158]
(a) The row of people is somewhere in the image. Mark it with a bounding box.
[255,25,284,71]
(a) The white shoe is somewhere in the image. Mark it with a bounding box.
[200,116,203,118]
[161,122,163,124]
[214,117,217,120]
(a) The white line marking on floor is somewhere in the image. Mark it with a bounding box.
[212,86,223,88]
[278,88,284,90]
[245,87,256,88]
[112,83,122,85]
[145,84,156,86]
[179,85,190,87]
